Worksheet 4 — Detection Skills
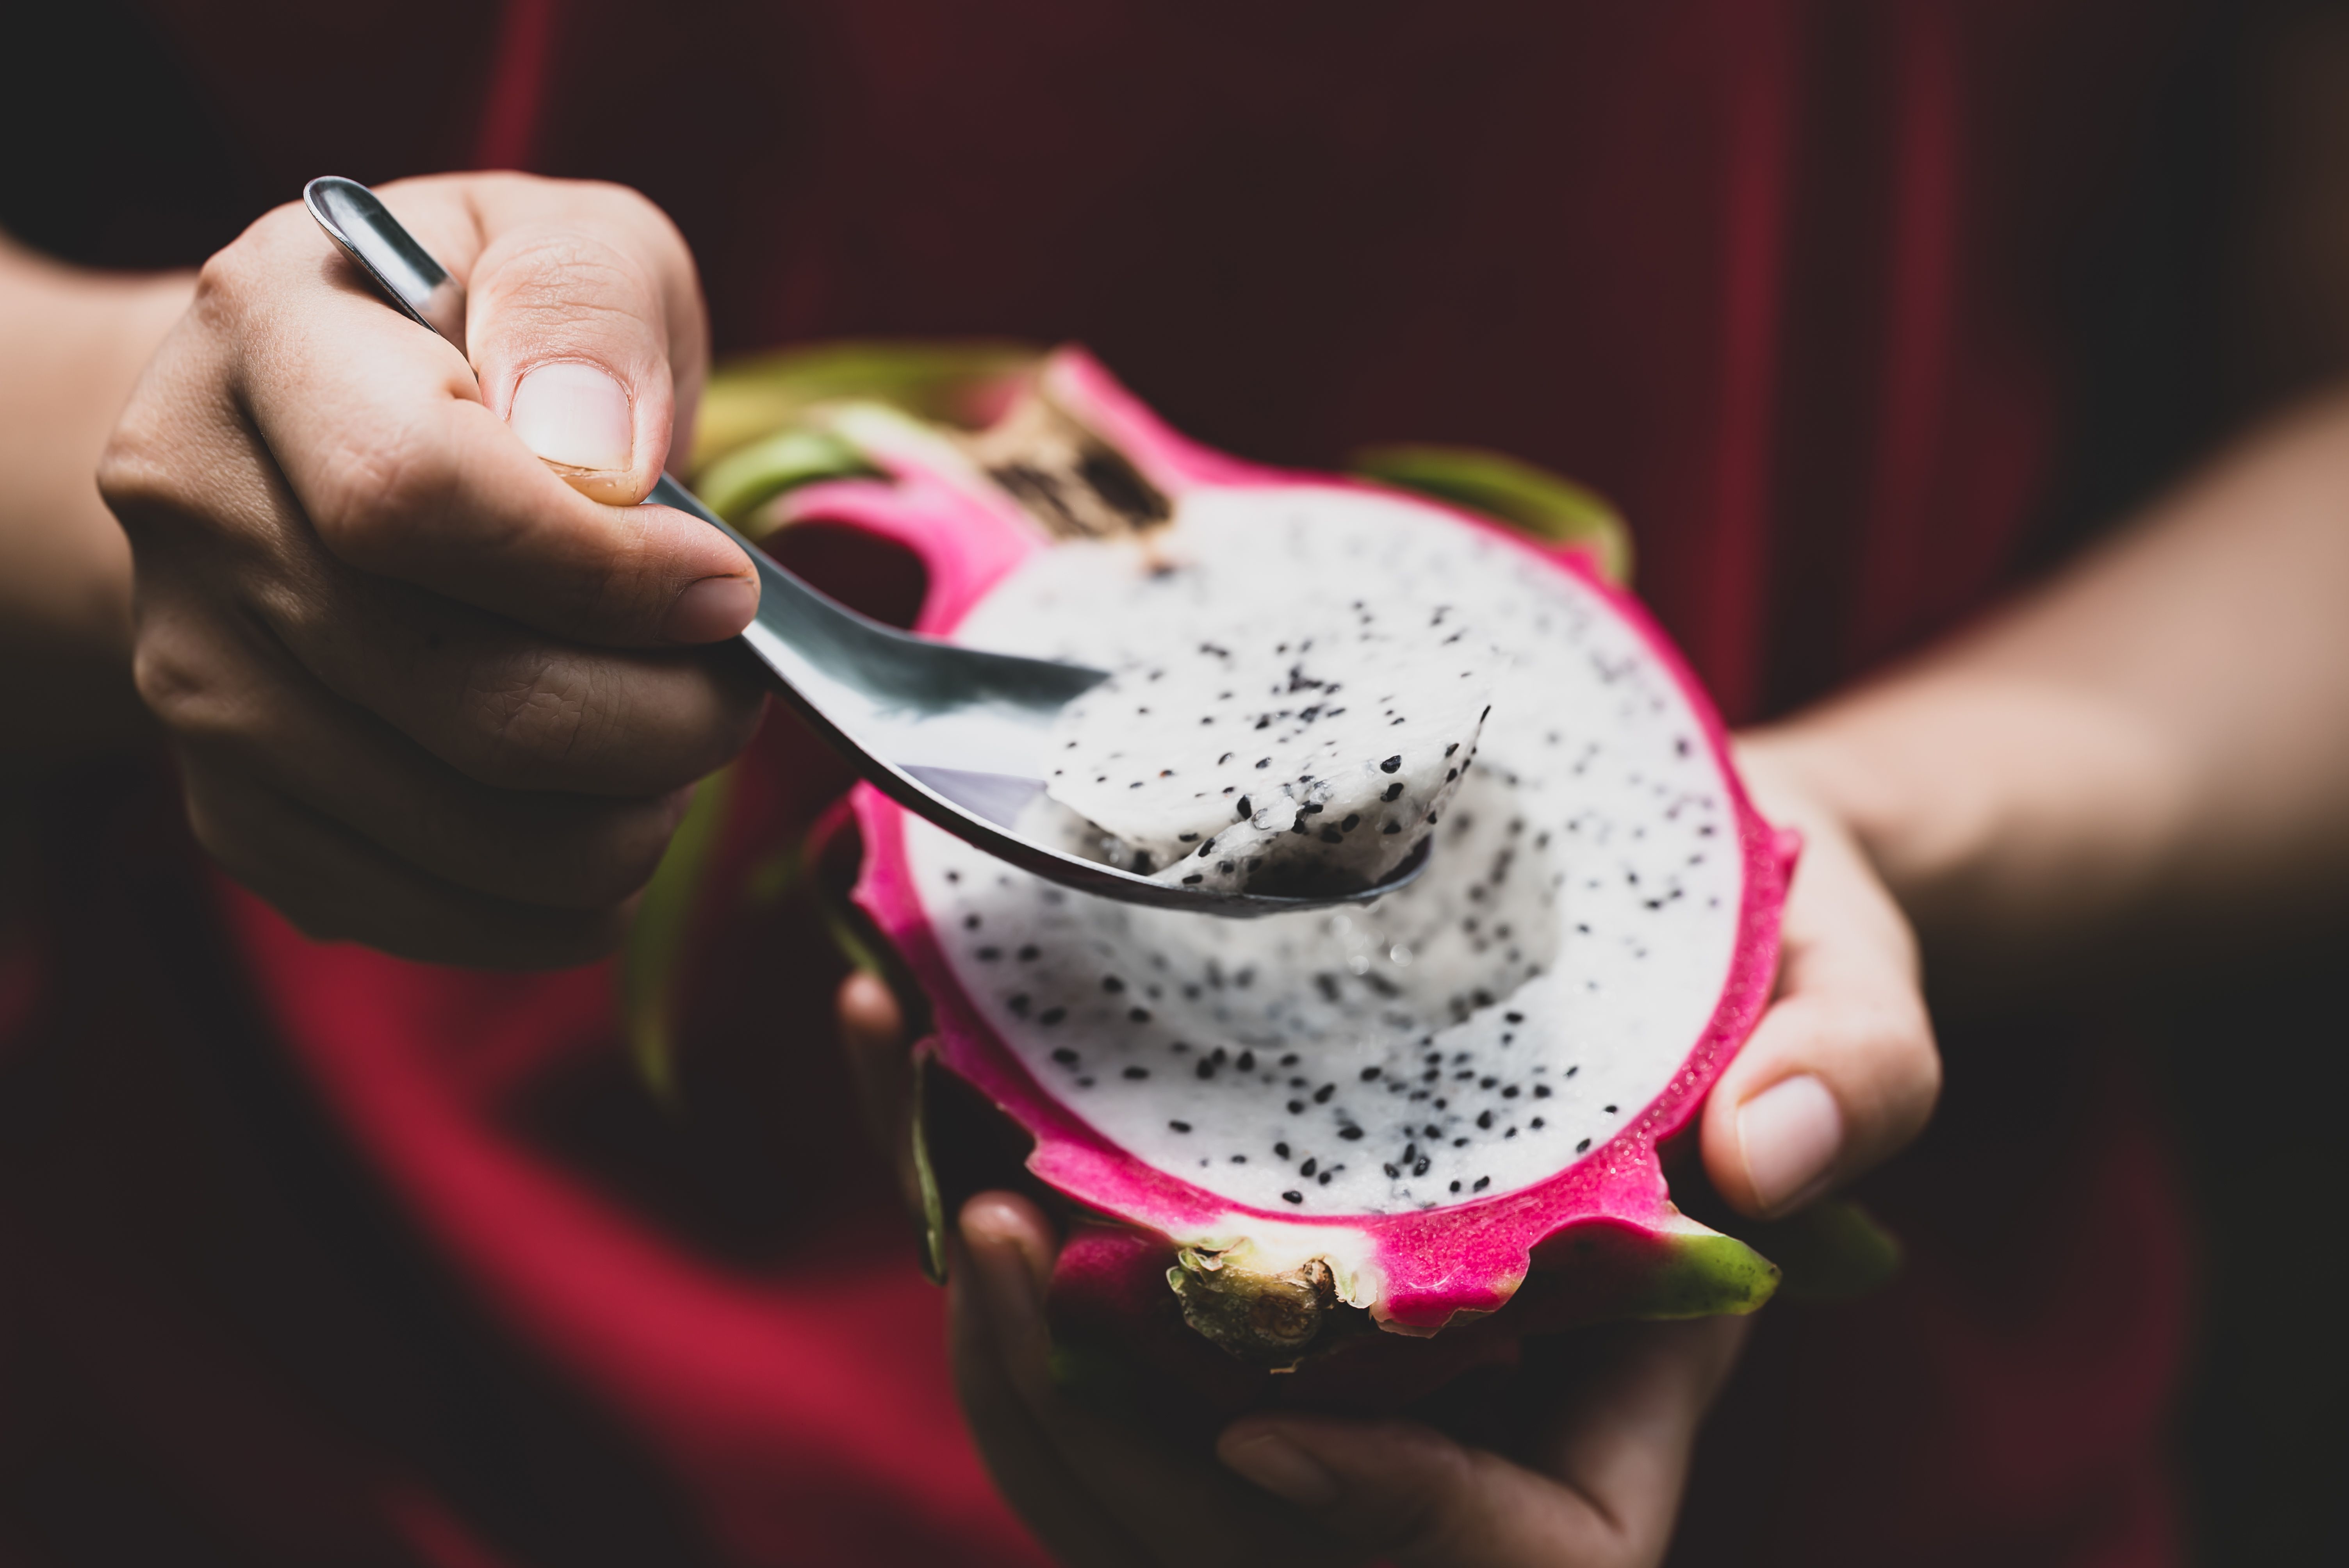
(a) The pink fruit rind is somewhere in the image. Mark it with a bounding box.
[844,349,1792,1330]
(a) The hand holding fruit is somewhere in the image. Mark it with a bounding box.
[835,765,1936,1568]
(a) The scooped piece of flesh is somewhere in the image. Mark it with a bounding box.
[1038,614,1501,895]
[804,348,1795,1395]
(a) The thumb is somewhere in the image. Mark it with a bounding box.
[1215,1320,1744,1568]
[1703,749,1941,1217]
[1218,1418,1579,1566]
[419,174,748,645]
[468,178,702,507]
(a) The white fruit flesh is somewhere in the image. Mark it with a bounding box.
[1039,612,1497,892]
[907,486,1744,1215]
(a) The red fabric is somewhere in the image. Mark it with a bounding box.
[3,2,2204,1563]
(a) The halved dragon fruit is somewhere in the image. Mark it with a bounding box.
[731,348,1797,1402]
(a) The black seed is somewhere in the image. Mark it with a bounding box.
[1008,994,1031,1015]
[1424,1123,1442,1138]
[1299,1158,1318,1178]
[1505,1012,1524,1024]
[1473,1176,1491,1191]
[1196,1059,1215,1080]
[1288,1100,1306,1114]
[1341,814,1360,831]
[1283,1190,1304,1204]
[1339,1126,1363,1140]
[1566,1066,1579,1077]
[1314,1084,1336,1103]
[1414,1157,1431,1176]
[1532,1117,1545,1128]
[1039,1006,1066,1025]
[1381,782,1404,803]
[977,946,1002,960]
[1503,1085,1520,1098]
[1449,1180,1462,1192]
[963,914,981,929]
[1480,1076,1498,1089]
[1280,1053,1299,1066]
[1319,827,1343,843]
[1219,861,1235,872]
[1256,757,1271,769]
[1318,1171,1333,1185]
[1017,944,1040,961]
[1181,874,1204,885]
[1178,832,1199,842]
[1444,743,1459,756]
[1360,1066,1382,1081]
[1274,1142,1291,1158]
[1606,1104,1618,1114]
[1237,1051,1256,1071]
[1534,1085,1552,1098]
[1122,1066,1148,1080]
[1384,823,1402,834]
[1379,755,1403,773]
[1052,1048,1078,1064]
[1102,976,1125,992]
[1235,796,1252,818]
[1384,1164,1400,1178]
[1128,1007,1151,1023]
[1169,1120,1191,1133]
[1577,1138,1592,1152]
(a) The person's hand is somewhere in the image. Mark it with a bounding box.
[832,720,1939,1565]
[946,1188,1747,1568]
[99,173,763,967]
[1703,736,1941,1219]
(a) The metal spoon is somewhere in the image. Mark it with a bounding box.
[302,176,1426,915]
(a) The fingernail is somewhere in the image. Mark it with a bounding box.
[1737,1074,1844,1213]
[509,361,634,474]
[663,575,757,643]
[1218,1432,1342,1509]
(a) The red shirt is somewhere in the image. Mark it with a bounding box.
[4,2,2199,1563]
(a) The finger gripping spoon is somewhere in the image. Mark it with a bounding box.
[302,176,1427,916]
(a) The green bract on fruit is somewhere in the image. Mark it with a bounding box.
[690,346,1817,1415]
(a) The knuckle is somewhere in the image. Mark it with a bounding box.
[551,802,681,907]
[96,420,183,527]
[188,202,306,329]
[460,648,603,786]
[131,625,248,743]
[305,418,461,566]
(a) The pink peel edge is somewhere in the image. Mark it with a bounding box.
[834,348,1792,1328]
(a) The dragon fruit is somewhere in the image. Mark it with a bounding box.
[706,347,1798,1406]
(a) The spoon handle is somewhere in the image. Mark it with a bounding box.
[304,176,467,343]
